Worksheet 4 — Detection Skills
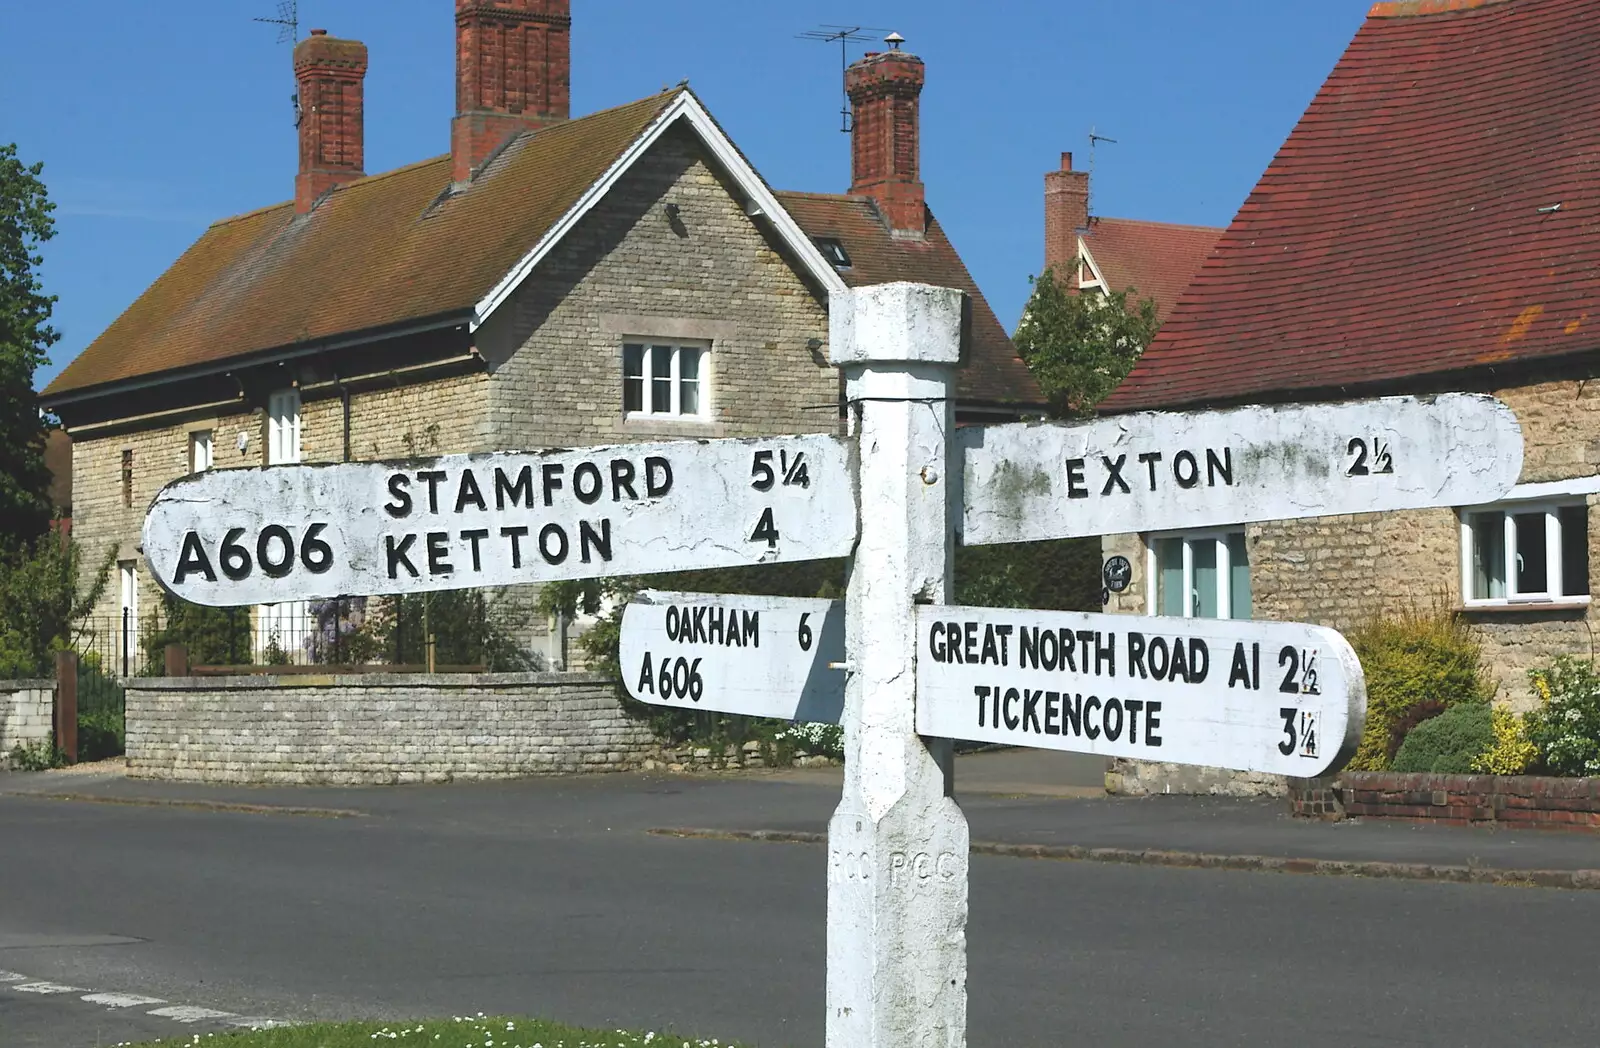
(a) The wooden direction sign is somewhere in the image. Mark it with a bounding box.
[142,435,856,606]
[914,605,1365,777]
[620,591,845,723]
[959,393,1522,545]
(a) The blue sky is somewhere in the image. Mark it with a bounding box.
[4,0,1374,391]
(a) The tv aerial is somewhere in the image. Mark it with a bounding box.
[254,0,302,126]
[799,24,894,132]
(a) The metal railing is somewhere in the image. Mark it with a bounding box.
[76,593,529,677]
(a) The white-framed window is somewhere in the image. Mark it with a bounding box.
[1148,530,1251,620]
[623,342,708,419]
[267,390,301,464]
[190,430,214,473]
[1460,499,1589,605]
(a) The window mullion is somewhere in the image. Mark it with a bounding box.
[1547,509,1563,598]
[1504,511,1518,598]
[1216,536,1232,621]
[1182,539,1195,618]
[669,346,681,415]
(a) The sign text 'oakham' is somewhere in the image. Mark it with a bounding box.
[143,436,856,606]
[914,605,1365,777]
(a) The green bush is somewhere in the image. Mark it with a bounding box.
[1525,657,1600,777]
[1391,701,1493,773]
[142,591,252,669]
[1347,606,1494,771]
[8,739,63,771]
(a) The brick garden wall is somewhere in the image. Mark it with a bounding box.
[125,672,656,785]
[0,681,55,765]
[1291,771,1600,830]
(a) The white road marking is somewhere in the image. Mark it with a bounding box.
[147,1004,240,1022]
[13,982,88,994]
[3,968,283,1029]
[81,991,168,1008]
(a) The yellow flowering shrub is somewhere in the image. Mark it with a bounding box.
[1472,703,1538,775]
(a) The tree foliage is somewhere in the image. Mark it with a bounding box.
[0,529,114,678]
[0,143,58,551]
[1013,269,1161,419]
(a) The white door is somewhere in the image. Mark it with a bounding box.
[119,561,138,676]
[260,390,307,661]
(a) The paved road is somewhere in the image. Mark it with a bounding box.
[3,768,1599,1047]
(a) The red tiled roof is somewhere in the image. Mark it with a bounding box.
[776,192,1041,406]
[1080,217,1221,318]
[1105,0,1600,413]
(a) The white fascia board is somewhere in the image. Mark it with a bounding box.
[1076,236,1108,290]
[1462,474,1600,510]
[472,92,848,331]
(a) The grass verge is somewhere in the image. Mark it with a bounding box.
[126,1015,750,1048]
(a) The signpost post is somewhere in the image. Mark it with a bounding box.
[142,280,1527,1048]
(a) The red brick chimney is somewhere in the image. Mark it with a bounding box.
[1044,152,1090,281]
[846,38,926,235]
[294,30,368,214]
[452,0,572,184]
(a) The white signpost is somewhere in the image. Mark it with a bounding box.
[960,394,1523,545]
[620,591,845,723]
[142,435,856,606]
[915,606,1364,777]
[143,281,1527,1048]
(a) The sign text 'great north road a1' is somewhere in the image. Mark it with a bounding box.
[959,393,1523,545]
[914,605,1366,777]
[620,591,845,723]
[142,435,856,606]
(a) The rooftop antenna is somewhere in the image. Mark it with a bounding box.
[1087,126,1118,218]
[799,24,893,132]
[254,0,303,126]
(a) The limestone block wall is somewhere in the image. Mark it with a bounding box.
[126,673,655,784]
[0,681,55,763]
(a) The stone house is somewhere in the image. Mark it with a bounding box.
[1043,153,1220,316]
[1099,0,1600,721]
[40,2,1040,672]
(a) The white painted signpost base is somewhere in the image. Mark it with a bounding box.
[827,284,969,1048]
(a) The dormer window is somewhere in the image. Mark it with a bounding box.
[813,237,852,271]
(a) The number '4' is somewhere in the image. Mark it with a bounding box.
[751,508,779,548]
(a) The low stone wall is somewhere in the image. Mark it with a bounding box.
[1290,772,1600,830]
[126,673,658,785]
[1107,758,1287,798]
[0,680,54,765]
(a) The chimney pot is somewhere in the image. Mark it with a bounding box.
[1044,154,1091,281]
[293,32,368,214]
[846,47,927,234]
[452,0,573,184]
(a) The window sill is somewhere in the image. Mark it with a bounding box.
[624,413,712,425]
[1458,600,1592,615]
